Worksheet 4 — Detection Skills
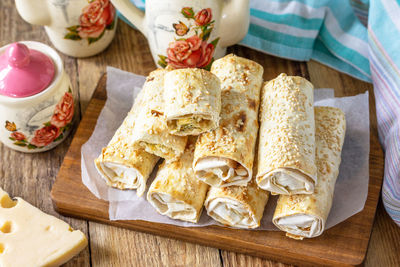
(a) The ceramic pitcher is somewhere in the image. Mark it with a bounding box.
[111,0,250,68]
[15,0,117,58]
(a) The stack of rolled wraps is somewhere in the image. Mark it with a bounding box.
[96,66,222,222]
[257,73,346,239]
[95,54,347,235]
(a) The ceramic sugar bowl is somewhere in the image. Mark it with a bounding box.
[0,41,75,153]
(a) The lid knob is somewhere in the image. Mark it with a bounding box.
[7,43,30,68]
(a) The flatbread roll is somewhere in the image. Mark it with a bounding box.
[205,178,269,229]
[131,69,187,161]
[147,138,209,223]
[273,106,346,239]
[256,73,317,195]
[164,68,221,136]
[95,87,159,196]
[95,104,159,196]
[194,54,264,187]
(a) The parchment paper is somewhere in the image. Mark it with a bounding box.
[81,67,369,230]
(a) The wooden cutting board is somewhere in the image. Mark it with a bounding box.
[51,73,384,267]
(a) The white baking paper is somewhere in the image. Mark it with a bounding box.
[81,67,369,230]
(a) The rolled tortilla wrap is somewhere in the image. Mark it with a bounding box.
[256,73,317,195]
[205,178,269,229]
[131,69,187,161]
[164,68,221,136]
[95,89,159,197]
[147,138,209,223]
[273,106,346,239]
[194,54,264,187]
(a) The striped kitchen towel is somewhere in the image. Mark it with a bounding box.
[121,0,400,226]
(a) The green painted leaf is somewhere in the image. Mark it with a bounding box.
[9,137,15,141]
[88,29,105,44]
[204,58,214,71]
[44,121,52,127]
[158,55,168,68]
[203,20,215,28]
[64,32,82,40]
[54,133,64,142]
[63,123,71,132]
[106,19,115,30]
[27,144,37,149]
[68,87,72,93]
[201,28,212,41]
[210,37,220,47]
[14,141,26,147]
[66,25,79,32]
[158,60,167,68]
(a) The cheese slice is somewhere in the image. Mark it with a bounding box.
[0,188,88,267]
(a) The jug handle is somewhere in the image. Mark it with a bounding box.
[111,0,146,37]
[219,0,250,48]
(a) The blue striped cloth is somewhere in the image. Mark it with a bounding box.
[121,0,400,226]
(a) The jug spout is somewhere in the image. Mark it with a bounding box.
[15,0,51,26]
[219,0,250,48]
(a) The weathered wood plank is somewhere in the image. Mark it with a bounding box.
[2,0,400,265]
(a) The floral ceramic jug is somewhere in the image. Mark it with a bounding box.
[15,0,117,58]
[111,0,250,69]
[0,42,75,152]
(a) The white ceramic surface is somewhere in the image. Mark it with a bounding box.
[0,41,76,153]
[111,0,250,68]
[15,0,117,58]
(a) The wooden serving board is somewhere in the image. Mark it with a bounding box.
[51,73,384,267]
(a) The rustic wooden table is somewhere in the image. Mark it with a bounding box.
[1,1,399,266]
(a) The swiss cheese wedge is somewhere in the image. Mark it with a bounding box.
[0,188,87,267]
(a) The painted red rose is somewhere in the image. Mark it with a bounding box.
[11,131,26,141]
[195,8,212,26]
[78,0,115,39]
[51,92,74,128]
[166,35,215,69]
[30,125,60,147]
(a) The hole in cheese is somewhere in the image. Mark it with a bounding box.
[0,221,13,233]
[0,195,17,208]
[0,243,4,254]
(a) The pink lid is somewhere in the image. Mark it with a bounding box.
[0,42,55,98]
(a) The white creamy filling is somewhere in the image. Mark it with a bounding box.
[194,157,248,186]
[100,162,141,188]
[207,198,257,229]
[275,214,322,238]
[149,193,196,222]
[259,168,314,194]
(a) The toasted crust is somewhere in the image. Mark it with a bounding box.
[256,73,317,193]
[164,68,221,136]
[194,54,264,186]
[273,106,346,239]
[147,138,209,223]
[131,69,187,161]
